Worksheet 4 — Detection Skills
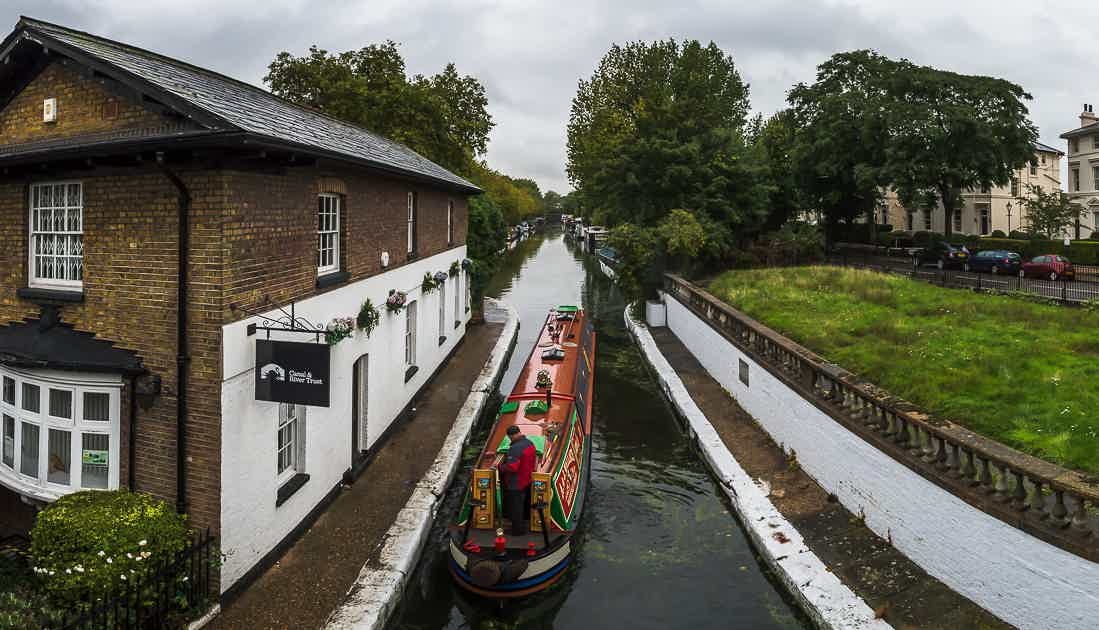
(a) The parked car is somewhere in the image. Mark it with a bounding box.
[1021,255,1075,281]
[966,250,1022,275]
[915,242,969,269]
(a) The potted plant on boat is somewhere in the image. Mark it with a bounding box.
[357,298,380,337]
[386,290,407,314]
[325,316,355,345]
[535,368,552,389]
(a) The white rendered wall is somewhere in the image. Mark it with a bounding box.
[663,292,1099,630]
[219,248,469,591]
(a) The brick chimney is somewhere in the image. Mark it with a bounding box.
[1082,103,1098,127]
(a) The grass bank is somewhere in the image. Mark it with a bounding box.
[707,266,1099,474]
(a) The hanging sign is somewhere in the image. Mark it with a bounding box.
[255,340,330,407]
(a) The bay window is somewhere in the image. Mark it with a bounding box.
[0,367,120,499]
[29,181,84,291]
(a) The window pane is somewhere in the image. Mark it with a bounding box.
[21,383,39,413]
[49,389,72,419]
[47,428,71,485]
[81,433,109,489]
[2,377,13,405]
[20,422,39,477]
[2,415,13,468]
[84,392,110,422]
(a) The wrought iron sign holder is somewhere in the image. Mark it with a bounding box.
[238,302,325,343]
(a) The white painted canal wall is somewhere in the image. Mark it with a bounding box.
[626,308,889,630]
[325,298,519,630]
[661,291,1099,630]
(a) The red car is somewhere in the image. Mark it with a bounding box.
[1020,255,1075,281]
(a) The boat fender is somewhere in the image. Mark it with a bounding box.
[499,558,529,584]
[469,559,502,587]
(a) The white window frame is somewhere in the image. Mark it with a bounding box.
[1073,169,1081,192]
[0,366,120,501]
[923,210,933,231]
[952,210,962,233]
[407,192,418,255]
[447,200,454,246]
[29,181,84,291]
[405,300,418,367]
[978,204,991,235]
[277,403,304,484]
[317,194,341,276]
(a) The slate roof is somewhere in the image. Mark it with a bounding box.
[7,17,479,193]
[1034,141,1064,155]
[0,315,143,374]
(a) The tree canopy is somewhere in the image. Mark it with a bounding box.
[1019,184,1085,239]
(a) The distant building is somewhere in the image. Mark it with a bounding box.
[1060,105,1099,235]
[881,143,1063,236]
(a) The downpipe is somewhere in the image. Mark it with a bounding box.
[157,153,191,515]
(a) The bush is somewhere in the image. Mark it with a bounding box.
[990,230,1007,238]
[30,490,191,604]
[1091,231,1099,240]
[836,222,892,244]
[1009,230,1035,241]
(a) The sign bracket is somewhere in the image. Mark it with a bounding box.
[237,302,324,343]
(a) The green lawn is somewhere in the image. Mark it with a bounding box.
[707,266,1099,474]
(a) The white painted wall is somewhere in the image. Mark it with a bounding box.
[219,247,469,591]
[662,292,1099,630]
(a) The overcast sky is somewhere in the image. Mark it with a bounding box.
[4,0,1091,192]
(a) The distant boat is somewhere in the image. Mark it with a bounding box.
[447,305,596,598]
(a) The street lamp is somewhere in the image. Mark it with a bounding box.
[1006,202,1012,233]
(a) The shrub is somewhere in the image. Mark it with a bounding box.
[1091,231,1099,240]
[30,490,191,604]
[1009,230,1032,240]
[990,230,1007,238]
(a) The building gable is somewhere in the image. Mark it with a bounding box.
[0,58,199,150]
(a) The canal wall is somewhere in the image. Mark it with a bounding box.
[626,308,889,630]
[659,280,1099,630]
[324,298,519,630]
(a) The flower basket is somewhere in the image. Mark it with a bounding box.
[386,290,407,314]
[357,298,380,337]
[421,272,436,294]
[461,258,473,271]
[433,271,448,286]
[449,260,460,277]
[325,316,355,345]
[535,368,552,389]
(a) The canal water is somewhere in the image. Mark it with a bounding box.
[388,230,807,629]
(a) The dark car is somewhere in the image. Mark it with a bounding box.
[966,250,1022,275]
[915,242,969,269]
[1021,255,1075,281]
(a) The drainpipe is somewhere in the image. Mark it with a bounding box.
[157,152,191,515]
[128,373,137,490]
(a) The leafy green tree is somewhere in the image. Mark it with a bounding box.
[607,223,661,306]
[787,51,894,244]
[466,195,508,318]
[1018,184,1085,239]
[265,43,492,174]
[886,61,1037,237]
[468,162,543,225]
[567,39,768,255]
[749,109,803,231]
[657,209,706,261]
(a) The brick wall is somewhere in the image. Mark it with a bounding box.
[0,59,187,146]
[222,165,469,317]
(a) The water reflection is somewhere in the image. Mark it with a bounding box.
[389,230,807,630]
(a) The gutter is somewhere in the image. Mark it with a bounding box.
[157,152,191,514]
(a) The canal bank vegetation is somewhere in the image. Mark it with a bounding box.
[708,266,1099,473]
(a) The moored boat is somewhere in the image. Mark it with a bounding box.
[447,305,596,598]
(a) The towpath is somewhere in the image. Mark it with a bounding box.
[208,317,506,630]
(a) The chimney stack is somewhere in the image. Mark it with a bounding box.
[1082,103,1098,127]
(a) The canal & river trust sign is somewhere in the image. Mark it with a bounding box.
[255,340,330,407]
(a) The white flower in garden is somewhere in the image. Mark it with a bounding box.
[126,552,133,559]
[75,566,84,573]
[120,574,127,581]
[66,569,71,574]
[140,551,151,559]
[138,540,147,546]
[106,557,113,564]
[97,550,105,557]
[49,570,55,576]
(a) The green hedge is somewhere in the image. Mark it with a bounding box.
[29,490,191,604]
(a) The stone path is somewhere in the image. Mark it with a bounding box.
[208,320,505,630]
[649,327,1013,630]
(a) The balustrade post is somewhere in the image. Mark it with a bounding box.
[976,455,993,491]
[993,463,1011,501]
[1070,497,1092,536]
[1049,489,1069,527]
[1026,477,1047,517]
[957,447,975,481]
[1011,470,1028,510]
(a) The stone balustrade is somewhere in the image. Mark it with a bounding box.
[664,273,1099,563]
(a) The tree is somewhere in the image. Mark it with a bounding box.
[887,62,1037,237]
[748,109,803,232]
[466,195,508,319]
[787,51,894,245]
[467,162,543,225]
[567,39,768,256]
[265,43,493,174]
[1018,184,1085,239]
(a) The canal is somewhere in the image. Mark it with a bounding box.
[388,230,808,629]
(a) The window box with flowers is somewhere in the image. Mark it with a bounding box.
[357,299,380,337]
[386,290,407,314]
[324,317,355,345]
[449,261,460,277]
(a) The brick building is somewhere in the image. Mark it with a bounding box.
[0,17,478,595]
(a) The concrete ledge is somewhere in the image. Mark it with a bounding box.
[625,306,890,630]
[325,298,519,630]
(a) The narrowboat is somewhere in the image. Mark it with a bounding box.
[448,305,596,598]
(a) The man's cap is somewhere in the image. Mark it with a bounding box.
[506,425,521,436]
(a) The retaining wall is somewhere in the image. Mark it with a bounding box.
[662,283,1099,630]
